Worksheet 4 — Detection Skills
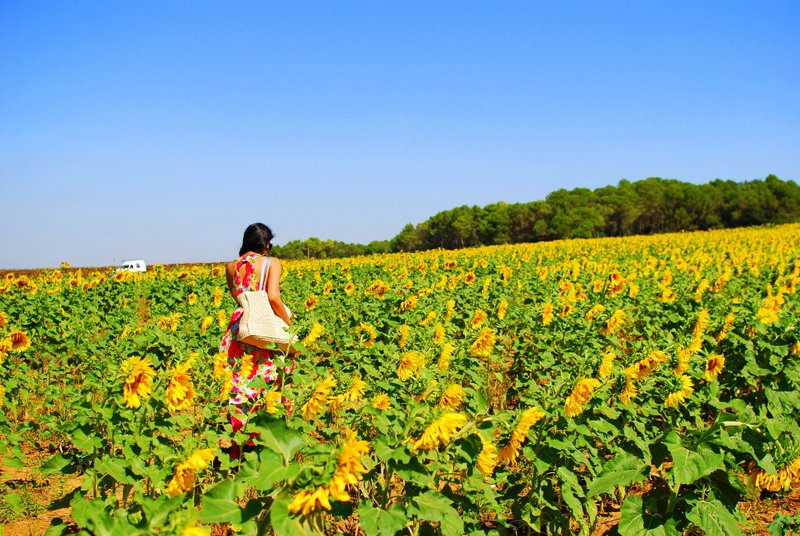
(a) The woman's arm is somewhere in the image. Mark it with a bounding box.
[265,257,292,326]
[225,261,238,302]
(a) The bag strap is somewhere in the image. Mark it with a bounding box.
[258,257,271,291]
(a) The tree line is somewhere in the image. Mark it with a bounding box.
[273,175,800,259]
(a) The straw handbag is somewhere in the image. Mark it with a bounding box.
[237,257,295,351]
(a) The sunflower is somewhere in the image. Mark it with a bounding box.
[398,296,417,312]
[200,316,213,334]
[704,354,725,381]
[217,309,227,329]
[187,293,197,306]
[397,351,425,380]
[344,282,356,294]
[445,299,456,322]
[355,323,377,347]
[239,354,254,380]
[166,361,195,413]
[213,287,224,307]
[166,448,216,496]
[302,323,325,346]
[9,331,31,353]
[470,309,487,329]
[585,304,606,322]
[372,393,390,410]
[120,356,156,409]
[305,295,318,311]
[437,384,466,409]
[692,309,710,339]
[618,379,637,404]
[433,324,445,345]
[464,272,477,285]
[497,300,508,320]
[0,310,6,328]
[598,349,616,380]
[468,328,496,357]
[397,324,411,348]
[714,313,736,343]
[329,377,366,410]
[411,410,467,451]
[288,432,370,516]
[327,432,371,502]
[601,309,626,335]
[563,378,601,417]
[665,375,694,408]
[476,434,498,479]
[264,388,283,414]
[437,343,455,371]
[497,407,546,465]
[301,376,337,420]
[420,311,437,326]
[541,303,554,326]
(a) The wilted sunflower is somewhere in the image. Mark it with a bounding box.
[120,356,156,409]
[166,361,195,413]
[355,323,377,347]
[165,448,216,496]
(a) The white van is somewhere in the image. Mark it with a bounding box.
[117,259,147,273]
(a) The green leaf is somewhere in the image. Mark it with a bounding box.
[199,480,243,524]
[685,498,743,536]
[94,457,133,485]
[408,490,455,522]
[251,418,306,465]
[357,503,407,536]
[587,452,649,498]
[664,433,723,487]
[237,449,288,491]
[619,496,680,536]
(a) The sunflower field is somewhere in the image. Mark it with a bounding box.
[1,223,799,536]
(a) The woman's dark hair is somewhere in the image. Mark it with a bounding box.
[239,223,275,256]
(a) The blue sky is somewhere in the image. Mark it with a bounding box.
[1,1,798,269]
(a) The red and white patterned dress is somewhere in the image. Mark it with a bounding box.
[219,253,293,431]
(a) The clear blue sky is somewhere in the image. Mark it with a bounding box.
[1,1,798,269]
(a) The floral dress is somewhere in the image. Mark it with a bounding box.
[219,253,294,432]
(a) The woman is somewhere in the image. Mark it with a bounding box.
[219,223,294,433]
